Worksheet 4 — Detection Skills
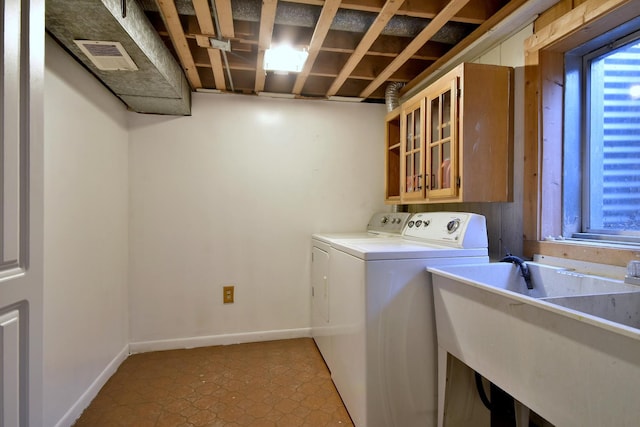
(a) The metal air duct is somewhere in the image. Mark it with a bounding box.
[46,0,191,115]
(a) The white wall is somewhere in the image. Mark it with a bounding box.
[43,36,130,426]
[472,24,533,67]
[128,94,387,348]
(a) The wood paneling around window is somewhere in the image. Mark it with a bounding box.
[523,0,640,266]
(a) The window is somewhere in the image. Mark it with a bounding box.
[564,25,640,244]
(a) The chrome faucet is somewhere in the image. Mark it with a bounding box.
[500,253,533,289]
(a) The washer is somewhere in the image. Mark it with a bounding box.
[311,212,489,427]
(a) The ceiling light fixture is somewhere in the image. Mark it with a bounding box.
[263,44,309,73]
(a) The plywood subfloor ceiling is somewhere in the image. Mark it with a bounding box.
[141,0,519,102]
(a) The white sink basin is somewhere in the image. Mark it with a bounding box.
[435,261,640,298]
[438,261,640,329]
[544,291,640,329]
[428,262,640,427]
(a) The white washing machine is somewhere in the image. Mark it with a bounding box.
[311,212,411,376]
[311,212,489,427]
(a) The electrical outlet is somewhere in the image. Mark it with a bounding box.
[223,285,234,304]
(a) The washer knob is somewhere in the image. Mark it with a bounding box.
[381,216,389,224]
[446,219,461,233]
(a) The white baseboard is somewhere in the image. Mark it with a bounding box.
[55,344,129,427]
[129,327,312,354]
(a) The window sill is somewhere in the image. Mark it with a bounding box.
[524,239,640,268]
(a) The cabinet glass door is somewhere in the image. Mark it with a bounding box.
[427,78,457,199]
[401,99,425,200]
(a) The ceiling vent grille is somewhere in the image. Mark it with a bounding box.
[73,40,138,71]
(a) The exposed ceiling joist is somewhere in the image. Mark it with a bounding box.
[214,0,235,38]
[193,0,215,34]
[193,0,227,89]
[156,0,202,89]
[327,0,407,97]
[402,0,537,96]
[46,0,526,111]
[293,0,342,95]
[255,0,278,93]
[360,0,472,98]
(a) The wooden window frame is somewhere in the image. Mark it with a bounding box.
[523,0,640,266]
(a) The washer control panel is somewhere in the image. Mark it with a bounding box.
[402,212,487,248]
[366,212,412,235]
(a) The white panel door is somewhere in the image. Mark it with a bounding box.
[1,0,44,425]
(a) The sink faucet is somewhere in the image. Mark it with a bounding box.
[500,253,533,289]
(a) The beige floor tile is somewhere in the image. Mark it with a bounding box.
[72,338,353,426]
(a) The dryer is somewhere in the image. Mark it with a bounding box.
[312,212,411,244]
[311,212,411,375]
[311,212,490,427]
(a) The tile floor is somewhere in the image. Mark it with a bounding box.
[72,338,353,426]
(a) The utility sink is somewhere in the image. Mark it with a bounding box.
[435,261,640,298]
[436,261,640,329]
[427,261,640,427]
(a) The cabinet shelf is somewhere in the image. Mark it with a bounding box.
[385,109,402,201]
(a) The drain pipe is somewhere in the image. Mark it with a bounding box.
[385,82,405,112]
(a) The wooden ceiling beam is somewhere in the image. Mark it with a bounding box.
[326,0,407,97]
[255,51,267,91]
[214,0,235,39]
[193,0,226,90]
[359,0,471,99]
[285,0,495,24]
[293,0,342,95]
[454,0,506,23]
[402,0,529,95]
[258,0,278,51]
[206,50,227,90]
[156,0,202,89]
[255,0,278,92]
[398,0,502,23]
[152,0,511,100]
[193,0,215,34]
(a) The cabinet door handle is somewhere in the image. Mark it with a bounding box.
[417,174,422,190]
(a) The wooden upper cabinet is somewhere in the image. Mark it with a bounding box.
[385,62,513,204]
